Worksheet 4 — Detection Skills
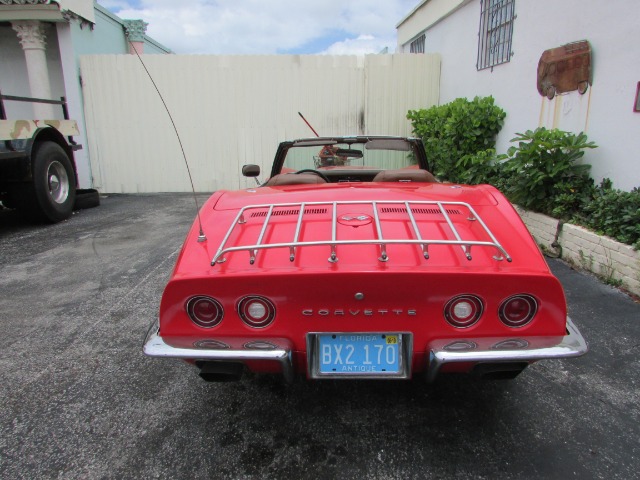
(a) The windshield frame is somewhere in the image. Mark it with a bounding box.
[269,136,430,178]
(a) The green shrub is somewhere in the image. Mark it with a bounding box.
[407,96,506,182]
[499,128,596,216]
[406,100,638,249]
[577,181,640,249]
[454,149,503,186]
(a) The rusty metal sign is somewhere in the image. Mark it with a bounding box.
[537,40,592,99]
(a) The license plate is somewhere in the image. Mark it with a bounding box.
[317,333,401,376]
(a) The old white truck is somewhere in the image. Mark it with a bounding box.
[0,91,97,223]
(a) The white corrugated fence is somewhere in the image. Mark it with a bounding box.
[79,54,440,193]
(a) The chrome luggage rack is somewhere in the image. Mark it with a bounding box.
[211,200,512,266]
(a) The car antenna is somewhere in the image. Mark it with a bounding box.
[128,42,206,243]
[298,112,320,137]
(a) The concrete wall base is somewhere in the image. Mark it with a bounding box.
[515,206,640,297]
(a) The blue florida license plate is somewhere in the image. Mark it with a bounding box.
[317,333,402,376]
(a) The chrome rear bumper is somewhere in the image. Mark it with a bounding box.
[426,317,587,382]
[143,317,586,383]
[142,320,294,383]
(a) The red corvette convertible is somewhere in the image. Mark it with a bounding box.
[143,136,587,382]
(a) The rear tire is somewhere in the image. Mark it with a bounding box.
[19,141,76,223]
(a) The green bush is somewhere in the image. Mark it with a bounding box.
[577,181,640,249]
[498,131,640,249]
[407,96,506,182]
[498,128,596,216]
[407,99,638,249]
[454,149,503,186]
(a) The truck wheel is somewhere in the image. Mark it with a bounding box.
[26,141,76,223]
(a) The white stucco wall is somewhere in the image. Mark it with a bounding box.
[396,0,470,47]
[398,0,640,191]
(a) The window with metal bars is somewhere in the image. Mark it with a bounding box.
[409,34,425,54]
[477,0,515,70]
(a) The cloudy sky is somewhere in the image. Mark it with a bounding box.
[100,0,419,55]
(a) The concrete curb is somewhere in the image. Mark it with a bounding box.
[515,206,640,297]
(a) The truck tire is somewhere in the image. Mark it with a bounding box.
[74,188,100,210]
[20,141,76,223]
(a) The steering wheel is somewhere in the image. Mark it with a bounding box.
[295,169,330,182]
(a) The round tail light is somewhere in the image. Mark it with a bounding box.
[186,296,224,328]
[499,294,537,328]
[444,295,483,328]
[238,296,275,328]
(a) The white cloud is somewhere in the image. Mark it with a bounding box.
[322,34,391,56]
[101,0,418,55]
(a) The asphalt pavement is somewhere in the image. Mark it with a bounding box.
[0,194,638,479]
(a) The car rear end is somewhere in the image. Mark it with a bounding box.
[143,184,587,382]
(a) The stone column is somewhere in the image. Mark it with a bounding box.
[11,20,56,119]
[123,20,148,55]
